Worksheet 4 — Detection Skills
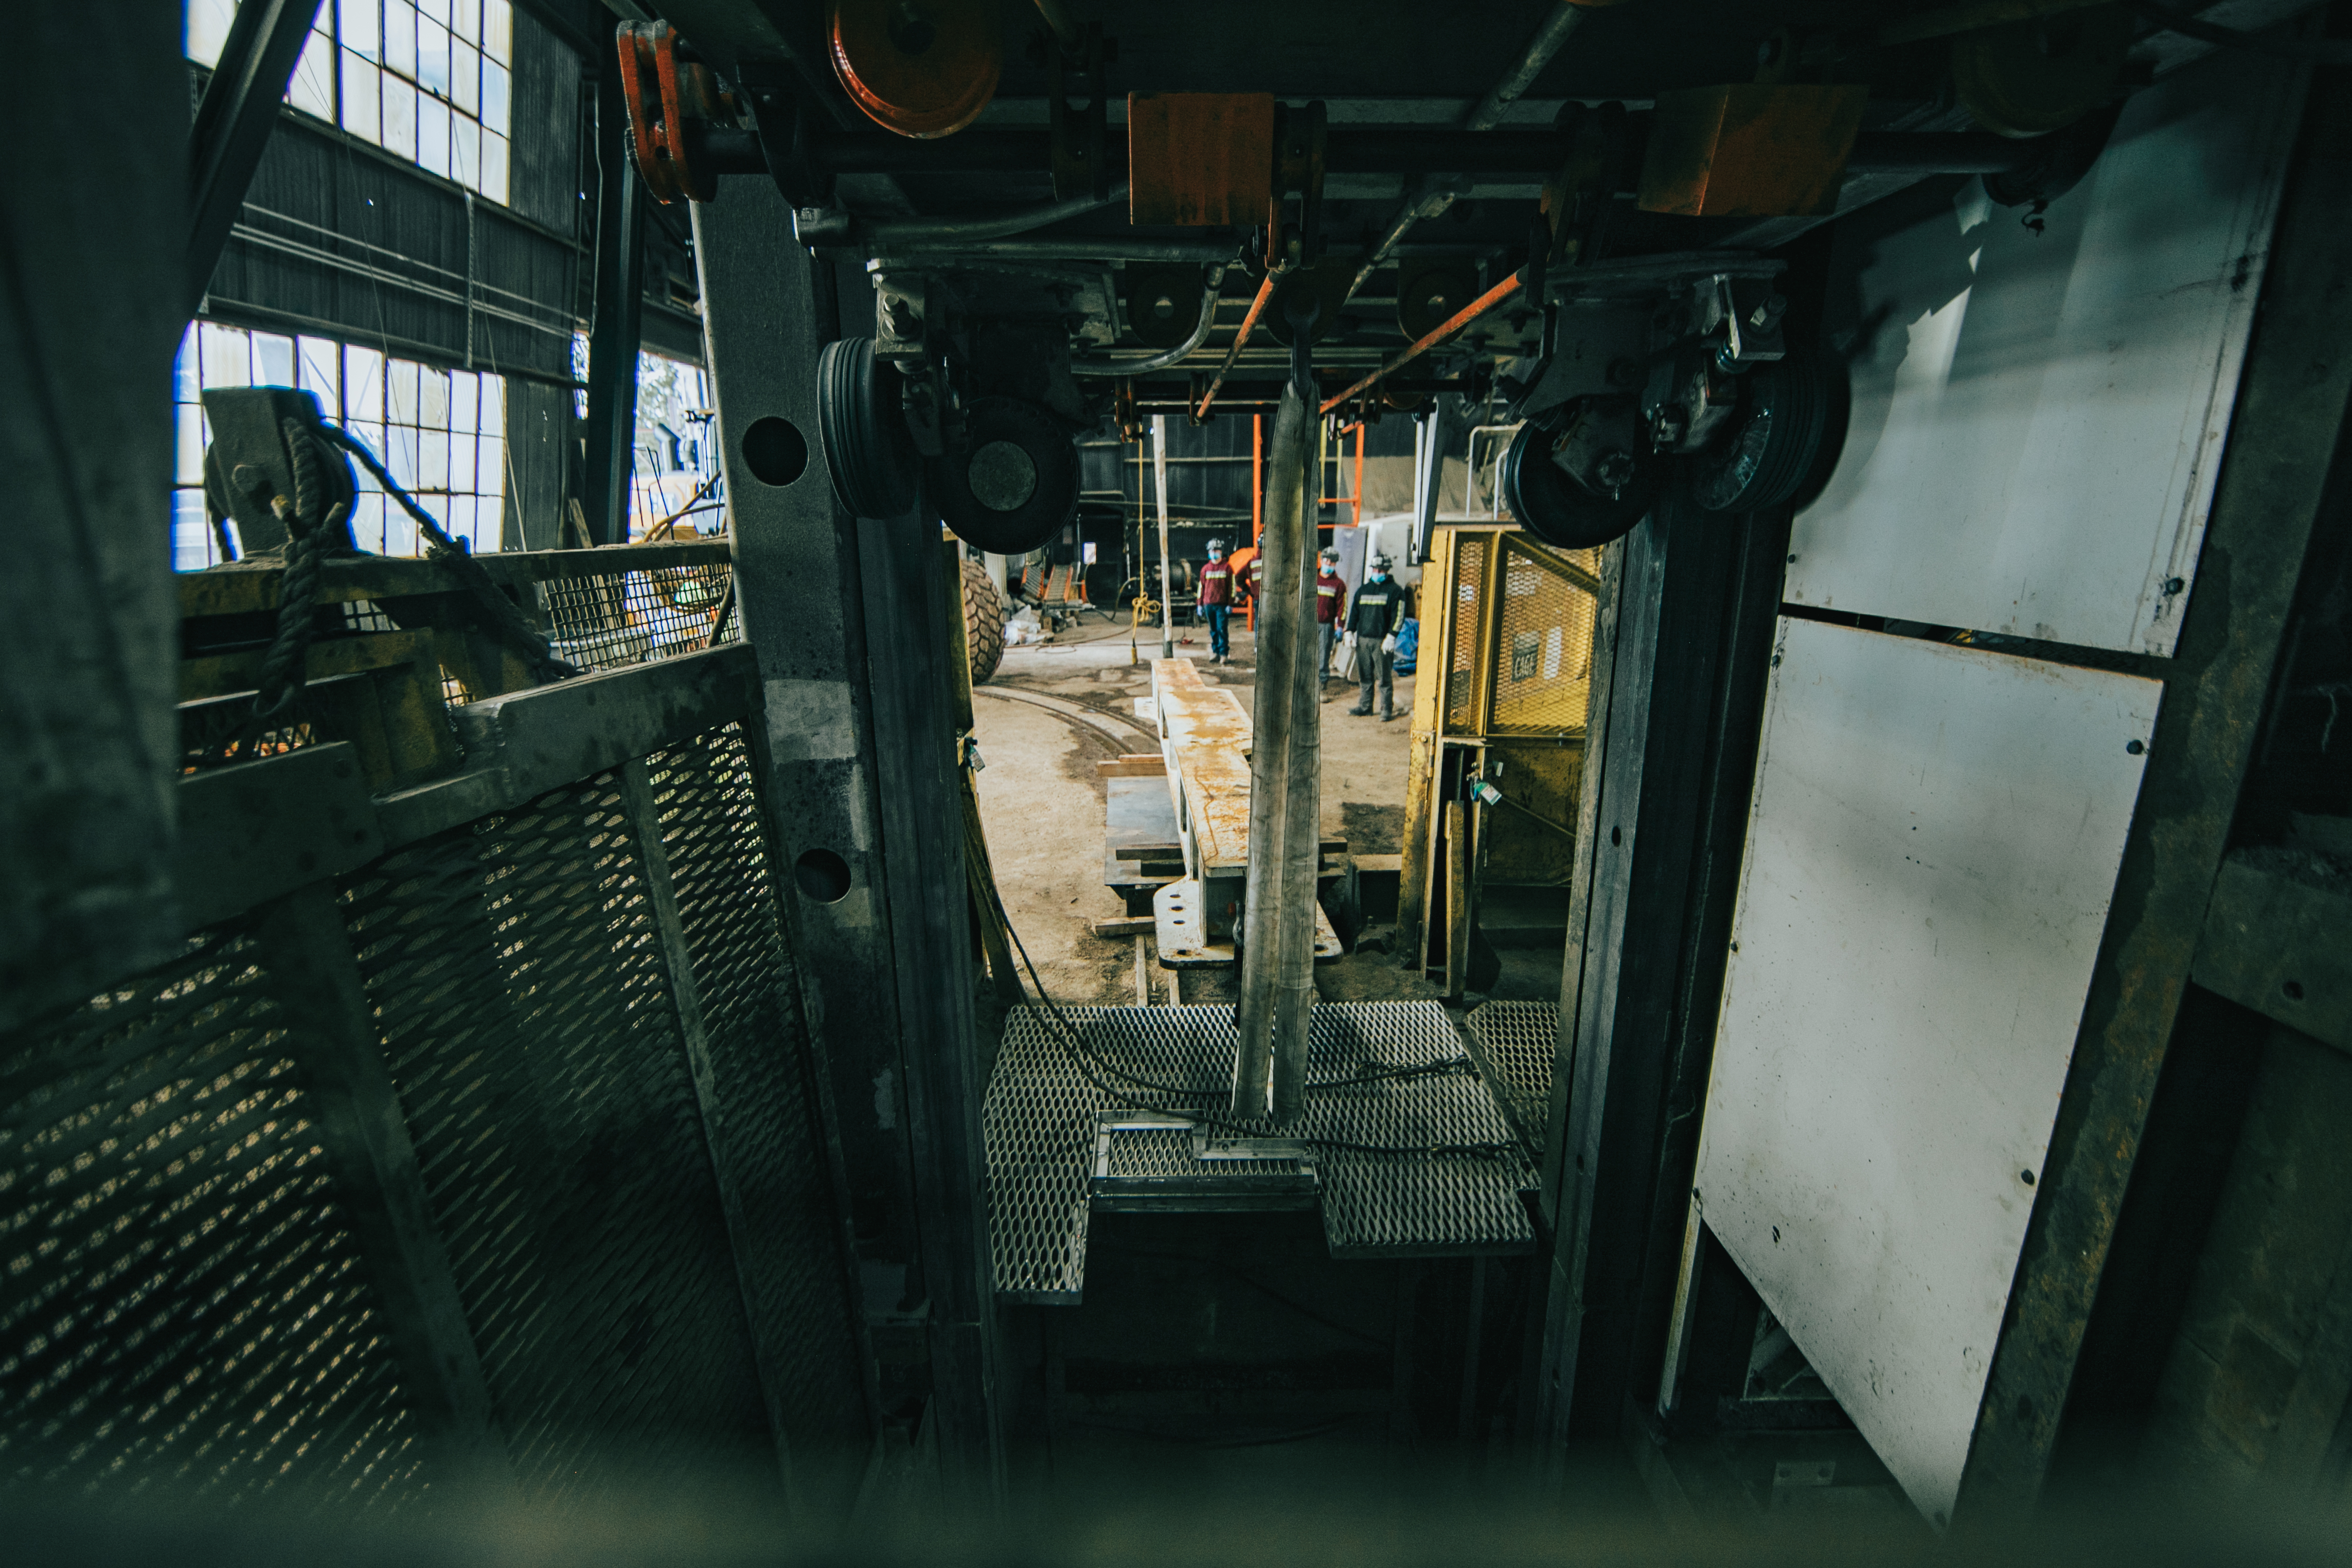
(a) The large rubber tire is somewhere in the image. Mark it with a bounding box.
[816,336,918,519]
[1501,416,1657,550]
[1689,350,1840,514]
[961,556,1005,684]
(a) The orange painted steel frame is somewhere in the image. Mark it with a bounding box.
[1323,272,1523,415]
[1249,415,1263,628]
[1636,84,1868,219]
[1195,273,1278,422]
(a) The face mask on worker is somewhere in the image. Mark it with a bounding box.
[1370,568,1389,583]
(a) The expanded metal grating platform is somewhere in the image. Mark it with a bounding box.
[987,1001,1536,1304]
[1462,1000,1558,1155]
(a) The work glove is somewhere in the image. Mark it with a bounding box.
[1381,633,1397,654]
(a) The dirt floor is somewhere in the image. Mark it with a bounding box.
[970,614,1565,1016]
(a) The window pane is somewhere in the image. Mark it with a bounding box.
[418,19,450,96]
[173,325,200,404]
[340,51,381,141]
[383,73,418,159]
[480,131,509,205]
[482,0,511,64]
[350,492,386,553]
[388,425,421,489]
[199,322,251,388]
[350,421,388,484]
[418,95,451,177]
[452,114,481,191]
[346,344,385,420]
[444,495,475,548]
[388,357,420,423]
[453,0,479,43]
[449,425,477,492]
[296,335,342,412]
[477,433,505,494]
[421,429,451,491]
[419,366,448,427]
[384,503,418,557]
[172,490,217,572]
[289,28,336,119]
[186,0,236,66]
[175,405,207,486]
[480,58,509,137]
[386,0,417,78]
[453,40,479,116]
[340,0,380,61]
[447,370,477,431]
[417,0,451,25]
[254,332,296,388]
[477,374,503,432]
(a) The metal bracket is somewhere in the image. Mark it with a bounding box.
[1048,22,1110,202]
[738,61,832,211]
[1269,100,1329,269]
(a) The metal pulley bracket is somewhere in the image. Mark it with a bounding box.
[738,62,832,211]
[1048,22,1111,201]
[1268,100,1328,270]
[615,22,720,203]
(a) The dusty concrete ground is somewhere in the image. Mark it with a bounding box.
[970,616,1562,1015]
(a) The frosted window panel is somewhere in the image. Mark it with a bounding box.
[448,427,476,492]
[173,327,200,403]
[476,373,504,432]
[418,19,451,96]
[388,358,420,422]
[383,74,418,159]
[346,345,385,420]
[186,0,236,66]
[340,0,379,61]
[389,425,421,489]
[419,366,448,427]
[386,1,417,76]
[296,336,341,408]
[452,115,480,191]
[200,323,251,388]
[350,422,388,486]
[477,435,505,495]
[254,332,296,388]
[418,95,451,177]
[444,495,475,546]
[351,493,386,554]
[453,40,478,115]
[482,0,511,63]
[417,0,450,25]
[340,51,381,141]
[481,133,509,206]
[452,0,479,43]
[479,58,510,136]
[290,29,336,120]
[384,507,419,557]
[421,429,450,491]
[175,406,207,486]
[171,491,215,572]
[448,370,477,432]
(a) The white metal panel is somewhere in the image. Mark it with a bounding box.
[1786,47,2301,655]
[1692,619,2161,1525]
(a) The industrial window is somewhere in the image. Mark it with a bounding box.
[185,0,514,206]
[173,321,508,569]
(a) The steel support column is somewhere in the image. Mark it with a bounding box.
[692,179,1003,1502]
[583,58,647,546]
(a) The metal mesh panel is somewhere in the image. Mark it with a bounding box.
[987,1001,1534,1304]
[0,928,431,1504]
[337,773,773,1500]
[644,723,869,1507]
[1490,543,1597,735]
[1462,1000,1558,1155]
[538,563,738,674]
[1445,539,1487,729]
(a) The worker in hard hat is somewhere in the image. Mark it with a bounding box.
[1345,554,1411,721]
[1197,537,1236,664]
[1314,548,1347,691]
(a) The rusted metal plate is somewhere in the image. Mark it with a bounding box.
[2191,849,2352,1056]
[1637,84,1868,218]
[1127,92,1274,227]
[1153,657,1253,875]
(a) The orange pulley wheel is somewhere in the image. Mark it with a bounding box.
[828,0,1003,140]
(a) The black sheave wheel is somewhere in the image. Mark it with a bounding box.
[1690,350,1843,514]
[926,397,1078,555]
[816,336,918,518]
[1501,419,1657,550]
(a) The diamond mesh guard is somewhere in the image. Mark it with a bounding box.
[987,1001,1535,1304]
[1462,1000,1558,1154]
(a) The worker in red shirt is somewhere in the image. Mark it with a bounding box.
[1314,548,1347,690]
[1196,537,1236,664]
